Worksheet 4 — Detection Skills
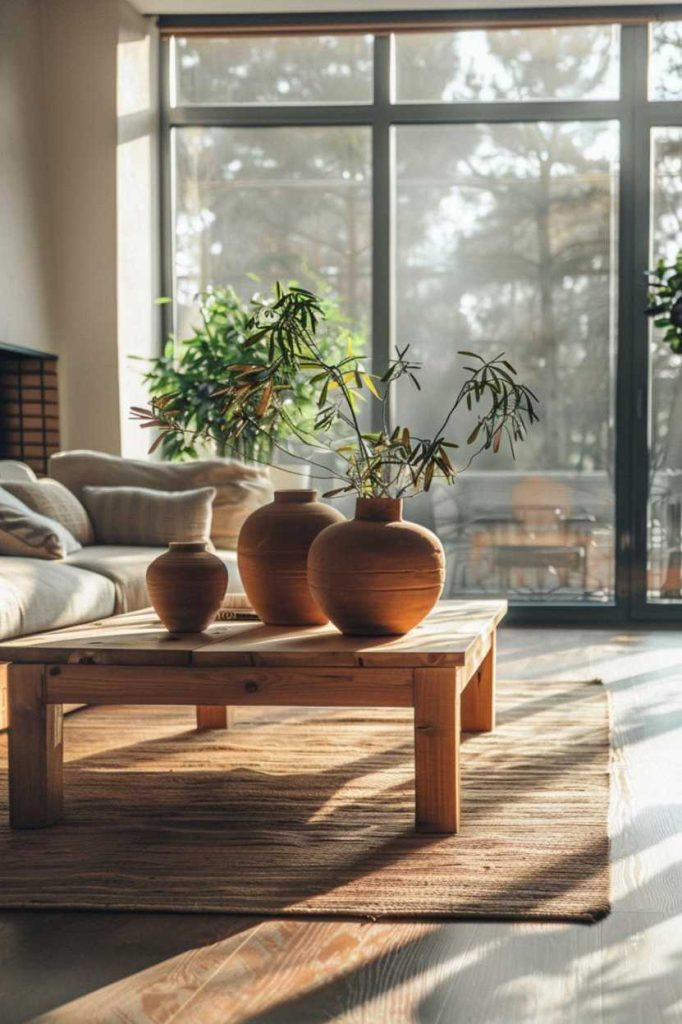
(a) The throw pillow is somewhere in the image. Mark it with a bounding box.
[81,485,216,546]
[49,450,273,549]
[0,487,82,560]
[3,479,95,546]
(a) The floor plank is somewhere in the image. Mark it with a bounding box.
[0,626,680,1024]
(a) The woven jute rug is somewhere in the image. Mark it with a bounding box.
[0,678,610,922]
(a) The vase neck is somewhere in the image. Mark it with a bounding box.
[355,497,403,522]
[274,489,317,503]
[169,540,208,552]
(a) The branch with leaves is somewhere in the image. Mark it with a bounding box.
[645,252,682,354]
[139,284,361,462]
[134,283,539,498]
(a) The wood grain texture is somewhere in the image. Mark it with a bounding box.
[196,705,233,730]
[414,668,461,833]
[461,631,496,732]
[8,664,63,828]
[5,914,261,1024]
[44,665,415,708]
[0,601,507,669]
[0,611,251,667]
[0,663,7,731]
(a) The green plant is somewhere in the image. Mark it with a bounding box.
[135,284,539,497]
[142,284,361,461]
[645,251,682,354]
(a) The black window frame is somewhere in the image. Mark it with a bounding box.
[158,7,682,626]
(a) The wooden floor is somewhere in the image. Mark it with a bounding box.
[1,627,681,1024]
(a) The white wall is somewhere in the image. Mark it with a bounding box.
[0,0,54,356]
[42,0,123,454]
[117,1,161,458]
[0,0,160,455]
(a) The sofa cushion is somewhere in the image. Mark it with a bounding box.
[2,478,95,546]
[64,546,242,614]
[0,557,116,641]
[49,450,273,549]
[81,486,215,546]
[0,488,81,560]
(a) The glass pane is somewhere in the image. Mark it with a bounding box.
[395,25,620,102]
[172,125,371,338]
[649,22,682,100]
[648,128,682,603]
[395,121,619,605]
[171,35,373,105]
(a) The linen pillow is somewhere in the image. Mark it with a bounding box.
[2,478,95,546]
[49,450,272,549]
[81,486,216,546]
[0,487,82,560]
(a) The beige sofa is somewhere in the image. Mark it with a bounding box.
[0,451,272,725]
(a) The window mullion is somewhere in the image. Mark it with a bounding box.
[371,34,394,434]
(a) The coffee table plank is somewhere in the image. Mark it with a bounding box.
[45,665,415,708]
[0,602,506,671]
[193,601,507,669]
[0,611,252,667]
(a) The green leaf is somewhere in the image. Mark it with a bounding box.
[467,423,482,445]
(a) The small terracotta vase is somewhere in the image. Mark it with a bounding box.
[307,497,445,636]
[146,540,227,633]
[237,489,345,625]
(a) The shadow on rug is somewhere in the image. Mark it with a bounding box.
[0,678,610,922]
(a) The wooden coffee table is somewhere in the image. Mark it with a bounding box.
[2,599,506,835]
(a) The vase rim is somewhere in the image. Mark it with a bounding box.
[168,540,209,552]
[274,489,318,503]
[355,496,403,522]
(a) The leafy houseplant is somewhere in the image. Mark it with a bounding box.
[645,251,682,354]
[138,286,537,493]
[143,285,361,462]
[135,284,539,635]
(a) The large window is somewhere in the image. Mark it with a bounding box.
[161,16,682,623]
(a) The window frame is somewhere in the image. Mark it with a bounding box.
[159,10,682,626]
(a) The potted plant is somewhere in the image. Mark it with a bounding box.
[143,284,362,488]
[645,251,682,353]
[135,285,538,634]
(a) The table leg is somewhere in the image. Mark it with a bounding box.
[414,667,460,833]
[196,705,233,729]
[8,664,63,829]
[461,630,496,733]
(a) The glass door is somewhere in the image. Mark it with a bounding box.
[644,128,682,610]
[394,119,619,609]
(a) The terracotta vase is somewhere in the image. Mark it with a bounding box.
[237,489,346,625]
[146,540,227,633]
[307,497,445,636]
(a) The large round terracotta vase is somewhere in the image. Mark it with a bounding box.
[237,490,345,625]
[147,540,228,633]
[307,497,445,636]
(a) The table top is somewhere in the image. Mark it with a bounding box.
[0,600,506,671]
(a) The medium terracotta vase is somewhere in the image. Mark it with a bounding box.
[307,497,445,636]
[237,489,346,625]
[146,540,227,633]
